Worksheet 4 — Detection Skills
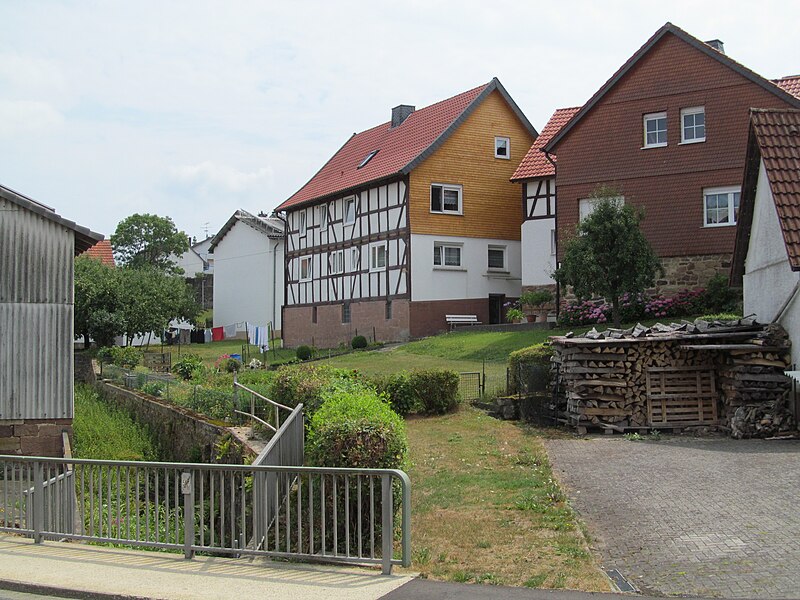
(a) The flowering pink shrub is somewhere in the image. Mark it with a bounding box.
[559,288,707,326]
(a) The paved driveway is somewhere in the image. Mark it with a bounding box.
[544,436,800,599]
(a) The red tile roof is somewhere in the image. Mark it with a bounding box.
[511,107,581,181]
[750,109,800,269]
[774,75,800,99]
[82,239,115,267]
[276,79,535,211]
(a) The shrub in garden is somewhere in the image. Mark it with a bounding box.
[306,384,407,470]
[371,371,417,416]
[109,346,143,369]
[172,354,204,380]
[351,335,368,349]
[272,364,357,418]
[703,274,740,313]
[214,354,241,373]
[508,344,553,394]
[409,369,460,415]
[141,381,165,397]
[296,345,313,360]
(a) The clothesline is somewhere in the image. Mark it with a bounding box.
[209,321,274,350]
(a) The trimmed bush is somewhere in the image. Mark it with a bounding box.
[296,345,313,361]
[371,371,417,416]
[272,364,358,418]
[351,335,368,350]
[508,343,553,394]
[306,384,407,469]
[409,369,460,415]
[172,353,204,380]
[108,346,142,369]
[703,274,740,313]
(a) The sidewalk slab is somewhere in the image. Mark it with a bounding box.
[0,535,413,600]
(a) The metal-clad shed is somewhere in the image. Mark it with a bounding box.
[0,184,101,455]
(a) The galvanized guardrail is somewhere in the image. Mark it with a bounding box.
[0,455,410,574]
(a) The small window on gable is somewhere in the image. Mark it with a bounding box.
[579,196,624,222]
[488,245,505,270]
[703,186,740,227]
[430,184,462,214]
[299,256,312,281]
[298,211,307,236]
[357,150,379,169]
[494,136,510,159]
[643,112,667,148]
[370,243,387,271]
[330,249,344,275]
[344,197,356,225]
[681,106,705,144]
[319,204,329,229]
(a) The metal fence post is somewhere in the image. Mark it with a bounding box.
[182,471,195,559]
[33,462,44,544]
[381,474,393,575]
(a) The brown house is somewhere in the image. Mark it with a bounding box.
[275,78,536,347]
[543,22,800,293]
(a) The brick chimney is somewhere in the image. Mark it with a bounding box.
[391,105,415,128]
[705,39,725,54]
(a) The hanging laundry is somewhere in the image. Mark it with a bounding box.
[224,323,237,339]
[204,329,212,343]
[211,326,224,342]
[247,324,269,349]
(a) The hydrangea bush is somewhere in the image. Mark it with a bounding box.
[558,288,707,326]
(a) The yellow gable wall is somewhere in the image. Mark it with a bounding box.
[408,90,535,240]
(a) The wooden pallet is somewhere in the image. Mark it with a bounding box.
[646,366,717,426]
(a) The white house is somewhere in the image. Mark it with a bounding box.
[209,210,284,335]
[732,108,800,365]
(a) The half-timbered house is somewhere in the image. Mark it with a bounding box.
[276,78,537,347]
[511,107,580,302]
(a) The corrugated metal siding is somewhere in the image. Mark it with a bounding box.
[0,197,73,304]
[1,198,75,419]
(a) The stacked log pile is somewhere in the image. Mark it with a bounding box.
[551,319,795,437]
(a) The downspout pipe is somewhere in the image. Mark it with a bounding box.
[543,149,560,320]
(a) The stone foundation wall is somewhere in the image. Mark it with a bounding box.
[0,419,71,457]
[657,253,732,295]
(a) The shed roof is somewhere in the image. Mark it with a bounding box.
[511,107,581,181]
[276,78,536,211]
[732,109,800,283]
[82,240,115,266]
[0,183,102,253]
[544,22,800,154]
[209,209,284,251]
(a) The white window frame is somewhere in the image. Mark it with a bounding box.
[298,211,307,236]
[579,196,624,222]
[349,246,360,272]
[299,256,312,282]
[430,183,463,215]
[319,204,329,229]
[370,242,387,272]
[681,106,706,144]
[433,242,463,269]
[330,249,344,275]
[494,136,510,159]
[703,186,740,228]
[643,112,667,148]
[344,196,356,225]
[487,245,506,271]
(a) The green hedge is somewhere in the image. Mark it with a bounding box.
[370,372,417,416]
[409,369,460,415]
[508,343,553,394]
[306,384,407,470]
[271,364,358,419]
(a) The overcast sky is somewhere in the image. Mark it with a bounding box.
[1,1,798,242]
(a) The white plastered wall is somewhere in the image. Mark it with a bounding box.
[521,219,556,287]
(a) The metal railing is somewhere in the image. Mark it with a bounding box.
[233,375,294,433]
[0,455,410,574]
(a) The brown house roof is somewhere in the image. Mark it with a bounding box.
[276,78,536,211]
[732,109,800,284]
[510,107,581,181]
[544,22,800,154]
[82,240,115,266]
[775,75,800,99]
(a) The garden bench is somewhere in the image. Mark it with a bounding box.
[446,314,481,330]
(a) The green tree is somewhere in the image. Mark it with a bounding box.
[110,214,189,273]
[554,187,663,328]
[74,255,124,347]
[116,267,199,344]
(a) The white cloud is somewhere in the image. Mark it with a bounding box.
[0,100,64,136]
[170,161,274,193]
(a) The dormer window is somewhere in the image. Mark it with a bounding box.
[494,137,510,159]
[358,150,379,169]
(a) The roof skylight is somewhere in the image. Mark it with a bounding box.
[357,150,379,169]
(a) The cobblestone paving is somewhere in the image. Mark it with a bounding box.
[544,436,800,598]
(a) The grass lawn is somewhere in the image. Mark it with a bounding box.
[403,405,610,590]
[155,340,296,368]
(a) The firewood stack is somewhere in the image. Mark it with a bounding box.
[550,319,795,437]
